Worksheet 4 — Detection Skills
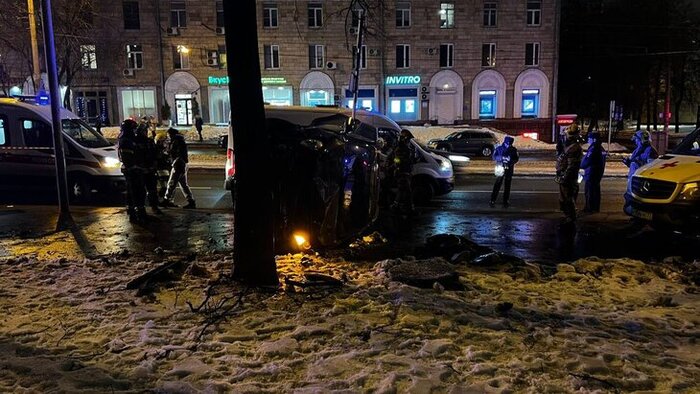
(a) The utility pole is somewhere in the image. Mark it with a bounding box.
[27,0,41,92]
[40,0,72,229]
[222,0,278,286]
[350,10,365,120]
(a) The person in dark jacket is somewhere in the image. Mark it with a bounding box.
[135,123,163,214]
[118,119,147,222]
[581,132,607,213]
[195,115,204,142]
[556,124,584,225]
[490,136,519,208]
[389,129,417,214]
[162,127,196,208]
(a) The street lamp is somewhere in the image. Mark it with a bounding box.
[176,45,190,54]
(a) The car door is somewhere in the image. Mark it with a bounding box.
[17,117,56,180]
[451,132,470,153]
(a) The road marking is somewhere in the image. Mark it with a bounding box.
[189,186,212,190]
[451,190,560,194]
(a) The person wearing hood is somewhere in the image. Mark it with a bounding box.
[117,119,147,222]
[490,135,519,208]
[556,124,584,225]
[623,129,658,209]
[389,129,418,214]
[162,127,196,209]
[581,132,607,213]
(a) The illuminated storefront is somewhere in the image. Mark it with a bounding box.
[385,75,421,122]
[207,75,293,124]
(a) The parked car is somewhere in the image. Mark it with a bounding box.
[225,106,381,251]
[625,127,700,232]
[0,97,124,202]
[427,128,499,157]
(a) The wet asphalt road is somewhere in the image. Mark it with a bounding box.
[1,172,697,263]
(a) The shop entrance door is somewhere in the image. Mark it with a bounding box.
[436,93,455,124]
[175,94,193,126]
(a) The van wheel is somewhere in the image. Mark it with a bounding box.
[70,177,93,204]
[412,178,434,205]
[481,146,493,157]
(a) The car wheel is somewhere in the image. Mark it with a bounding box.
[70,177,93,204]
[412,177,434,205]
[481,146,493,157]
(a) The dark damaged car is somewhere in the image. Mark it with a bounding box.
[225,107,381,251]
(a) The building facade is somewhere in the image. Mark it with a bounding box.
[5,0,559,132]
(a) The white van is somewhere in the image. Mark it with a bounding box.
[0,97,124,202]
[224,106,455,203]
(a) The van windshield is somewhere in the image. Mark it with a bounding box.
[672,128,700,156]
[62,119,112,149]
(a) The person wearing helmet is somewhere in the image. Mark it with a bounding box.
[623,129,658,208]
[581,132,607,213]
[162,127,196,209]
[490,135,519,208]
[555,123,584,226]
[117,119,146,222]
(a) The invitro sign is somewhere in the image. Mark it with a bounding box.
[208,76,288,86]
[385,75,421,85]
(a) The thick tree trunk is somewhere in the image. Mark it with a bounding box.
[222,0,278,286]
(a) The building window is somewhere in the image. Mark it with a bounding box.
[351,8,362,27]
[216,1,224,28]
[308,44,325,69]
[483,2,496,26]
[479,90,496,119]
[263,3,278,28]
[481,43,496,67]
[396,44,410,68]
[521,89,539,118]
[122,1,140,30]
[264,45,280,69]
[525,43,540,66]
[121,89,156,121]
[353,45,367,69]
[173,45,190,69]
[440,3,455,29]
[218,44,227,68]
[80,45,97,70]
[439,44,453,68]
[126,44,143,69]
[170,1,187,28]
[308,3,323,28]
[396,2,410,27]
[527,0,541,26]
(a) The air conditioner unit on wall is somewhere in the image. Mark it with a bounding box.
[123,69,135,77]
[427,48,437,55]
[216,26,225,35]
[207,58,219,66]
[368,48,380,56]
[168,27,180,35]
[349,27,358,35]
[326,61,337,70]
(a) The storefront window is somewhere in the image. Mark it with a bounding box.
[479,90,496,119]
[344,88,375,111]
[263,86,293,106]
[521,89,539,118]
[120,89,156,121]
[388,87,419,121]
[209,88,231,125]
[390,100,401,113]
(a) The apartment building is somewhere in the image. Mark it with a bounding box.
[11,0,559,133]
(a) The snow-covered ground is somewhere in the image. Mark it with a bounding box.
[102,125,227,143]
[0,248,697,392]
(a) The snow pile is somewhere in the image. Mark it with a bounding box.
[0,252,697,392]
[101,125,227,143]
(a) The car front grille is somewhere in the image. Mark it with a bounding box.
[631,176,677,200]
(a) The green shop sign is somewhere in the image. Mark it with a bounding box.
[385,75,421,85]
[208,76,288,86]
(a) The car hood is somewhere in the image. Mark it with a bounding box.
[636,154,700,184]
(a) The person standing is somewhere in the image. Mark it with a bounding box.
[117,119,147,222]
[389,129,417,214]
[195,115,204,142]
[135,123,163,214]
[490,136,519,208]
[581,132,607,213]
[162,127,196,209]
[556,124,583,225]
[623,130,659,206]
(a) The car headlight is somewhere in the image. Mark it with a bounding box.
[678,182,700,201]
[438,157,452,172]
[97,155,121,169]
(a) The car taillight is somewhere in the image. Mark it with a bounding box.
[226,148,235,177]
[227,148,233,160]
